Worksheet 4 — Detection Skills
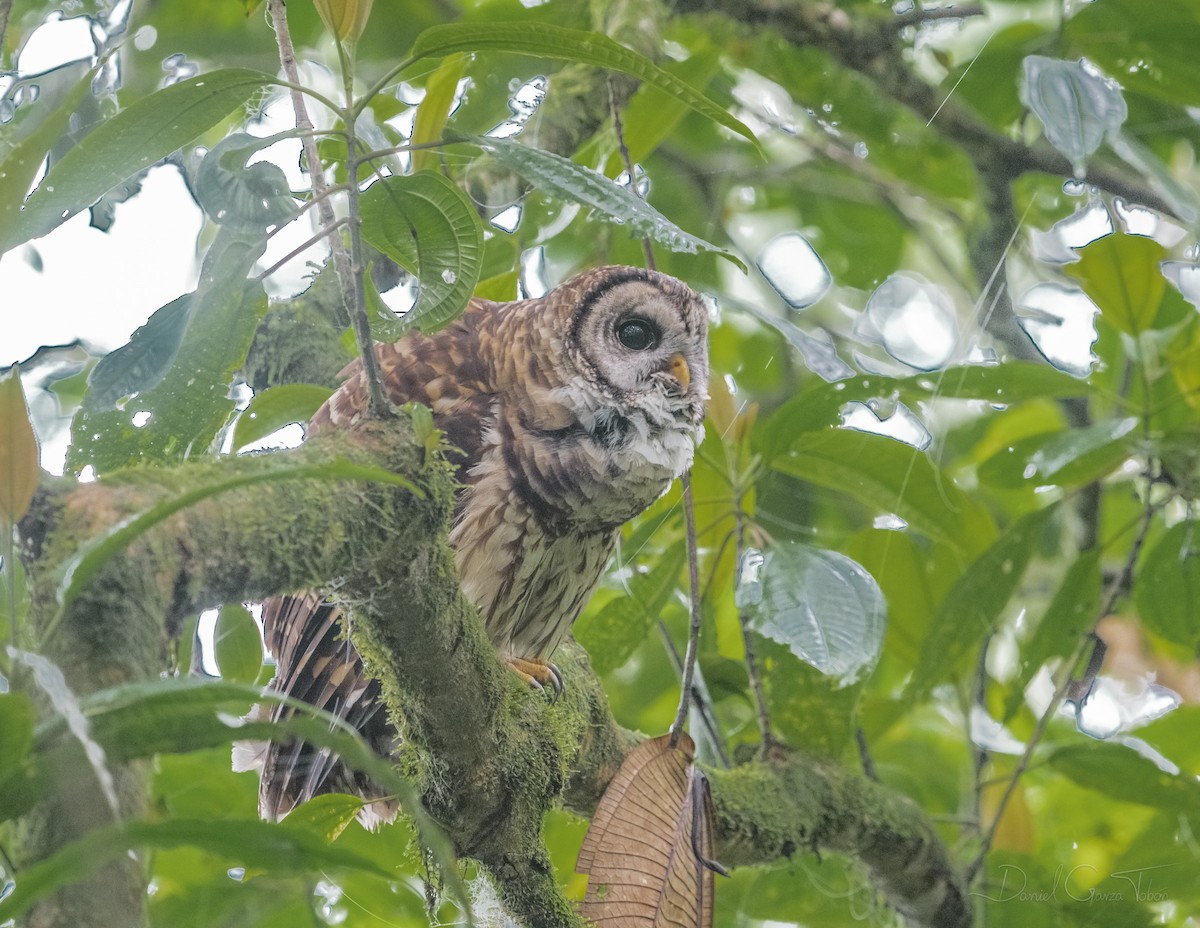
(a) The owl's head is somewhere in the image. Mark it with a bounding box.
[564,266,709,433]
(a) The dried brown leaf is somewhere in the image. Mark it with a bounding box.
[577,732,721,928]
[0,367,40,525]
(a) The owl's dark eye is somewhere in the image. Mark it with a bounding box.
[616,318,658,351]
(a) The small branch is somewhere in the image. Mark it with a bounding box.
[266,0,390,419]
[734,506,774,753]
[669,471,705,749]
[254,217,348,282]
[887,4,986,30]
[658,621,731,768]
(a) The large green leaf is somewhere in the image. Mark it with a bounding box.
[576,541,685,675]
[739,542,885,686]
[907,504,1059,699]
[771,429,996,557]
[1049,740,1200,812]
[1066,234,1167,335]
[68,226,269,474]
[408,22,760,152]
[1135,521,1200,649]
[9,69,274,247]
[358,171,484,332]
[459,134,743,267]
[55,455,421,614]
[0,693,37,822]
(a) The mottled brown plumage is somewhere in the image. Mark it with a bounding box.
[235,265,709,825]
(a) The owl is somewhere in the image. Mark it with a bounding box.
[234,265,709,825]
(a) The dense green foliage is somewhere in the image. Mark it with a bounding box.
[3,0,1200,925]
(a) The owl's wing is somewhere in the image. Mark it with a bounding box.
[244,300,499,824]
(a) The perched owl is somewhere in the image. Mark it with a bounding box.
[235,265,709,825]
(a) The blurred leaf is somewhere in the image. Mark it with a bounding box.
[69,229,268,474]
[232,384,332,450]
[908,504,1058,699]
[1004,549,1102,722]
[460,135,744,268]
[410,53,467,174]
[1135,521,1200,649]
[1019,56,1127,177]
[0,693,37,820]
[10,69,273,247]
[359,171,484,333]
[739,542,885,686]
[977,417,1139,489]
[0,367,40,524]
[314,0,374,43]
[1066,234,1167,335]
[576,542,685,675]
[410,22,760,152]
[213,603,263,684]
[58,455,422,613]
[0,554,31,645]
[0,818,391,921]
[1049,740,1200,812]
[577,732,719,928]
[193,132,301,230]
[0,65,94,256]
[771,429,996,557]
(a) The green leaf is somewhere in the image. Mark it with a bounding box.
[410,53,467,174]
[232,384,333,451]
[771,429,996,557]
[409,22,760,153]
[1065,234,1167,335]
[68,222,270,474]
[0,554,30,648]
[977,417,1139,489]
[193,131,301,230]
[1004,549,1101,722]
[281,793,366,842]
[1049,741,1200,812]
[0,693,36,820]
[739,542,886,685]
[576,542,686,675]
[56,456,423,613]
[213,603,263,684]
[0,818,391,921]
[0,66,94,256]
[10,69,274,247]
[462,134,744,268]
[0,366,40,525]
[1135,521,1200,649]
[359,171,484,332]
[908,504,1059,699]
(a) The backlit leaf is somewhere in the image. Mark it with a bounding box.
[213,603,263,684]
[0,367,40,525]
[232,384,332,451]
[1066,234,1167,335]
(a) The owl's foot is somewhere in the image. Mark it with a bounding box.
[507,657,563,700]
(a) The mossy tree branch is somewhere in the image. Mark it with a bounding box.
[16,413,968,928]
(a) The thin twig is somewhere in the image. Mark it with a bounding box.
[670,471,706,749]
[888,4,986,30]
[609,76,656,271]
[659,621,731,768]
[254,217,349,281]
[734,506,774,753]
[266,0,390,418]
[855,729,878,782]
[966,498,1159,883]
[0,0,14,68]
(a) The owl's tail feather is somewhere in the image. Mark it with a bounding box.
[232,592,400,829]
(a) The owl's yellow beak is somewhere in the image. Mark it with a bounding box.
[668,354,691,393]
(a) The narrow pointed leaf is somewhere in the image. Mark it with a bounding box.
[0,368,41,524]
[410,22,760,153]
[11,69,274,246]
[410,54,467,174]
[232,384,333,451]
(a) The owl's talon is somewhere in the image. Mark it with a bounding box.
[507,657,564,701]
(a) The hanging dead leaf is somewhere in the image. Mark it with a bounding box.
[0,367,40,525]
[577,732,726,928]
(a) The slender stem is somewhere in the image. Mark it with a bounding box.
[353,57,418,120]
[888,3,985,29]
[267,0,390,418]
[966,496,1159,883]
[670,471,705,749]
[609,77,656,271]
[254,217,349,281]
[658,621,731,768]
[0,0,14,68]
[734,505,774,753]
